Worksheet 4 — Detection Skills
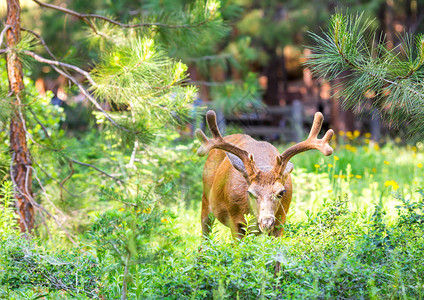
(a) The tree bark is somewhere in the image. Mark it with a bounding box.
[6,0,34,232]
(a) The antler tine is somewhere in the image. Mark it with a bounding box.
[308,111,325,139]
[206,110,223,139]
[275,112,334,174]
[195,110,259,177]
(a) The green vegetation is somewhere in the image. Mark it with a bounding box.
[1,129,423,299]
[307,13,424,139]
[1,2,424,299]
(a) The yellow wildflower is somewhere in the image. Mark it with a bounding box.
[353,130,360,137]
[340,175,346,179]
[314,164,320,168]
[372,168,377,173]
[327,189,332,193]
[136,210,141,213]
[412,146,417,152]
[334,156,339,161]
[349,174,354,177]
[143,207,151,214]
[385,180,399,190]
[161,218,169,223]
[346,131,353,139]
[328,164,333,168]
[364,133,371,138]
[365,138,370,144]
[119,208,125,212]
[374,144,380,151]
[418,163,423,168]
[339,131,345,136]
[383,161,389,165]
[334,175,339,178]
[355,175,362,179]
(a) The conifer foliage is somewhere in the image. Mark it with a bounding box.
[0,0,225,232]
[307,13,424,139]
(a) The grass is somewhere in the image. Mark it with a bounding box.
[1,130,423,299]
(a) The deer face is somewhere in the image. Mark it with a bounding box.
[246,162,293,233]
[224,152,294,233]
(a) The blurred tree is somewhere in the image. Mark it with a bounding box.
[1,0,227,233]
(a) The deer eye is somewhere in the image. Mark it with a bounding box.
[276,190,286,198]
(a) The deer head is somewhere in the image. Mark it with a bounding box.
[196,110,334,233]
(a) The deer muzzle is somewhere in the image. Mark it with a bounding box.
[258,216,275,233]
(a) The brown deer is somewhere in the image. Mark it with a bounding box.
[196,110,334,239]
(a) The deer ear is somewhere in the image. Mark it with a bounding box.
[284,161,294,175]
[226,153,248,177]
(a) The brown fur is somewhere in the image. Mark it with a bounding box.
[201,134,292,239]
[198,111,333,240]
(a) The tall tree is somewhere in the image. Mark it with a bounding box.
[1,0,226,233]
[5,0,34,232]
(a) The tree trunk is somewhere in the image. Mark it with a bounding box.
[6,0,34,233]
[264,47,280,107]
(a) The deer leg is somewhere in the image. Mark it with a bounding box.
[201,194,214,238]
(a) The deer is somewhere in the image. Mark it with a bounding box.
[195,110,334,239]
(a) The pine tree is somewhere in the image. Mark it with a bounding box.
[0,0,226,233]
[307,12,424,140]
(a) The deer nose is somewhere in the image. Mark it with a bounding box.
[259,217,275,233]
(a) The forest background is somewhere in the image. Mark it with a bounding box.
[0,0,423,299]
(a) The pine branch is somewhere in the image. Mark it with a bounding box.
[32,0,214,29]
[49,64,135,134]
[21,27,57,60]
[307,13,424,139]
[22,50,97,86]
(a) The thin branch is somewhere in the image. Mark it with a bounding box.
[33,160,81,198]
[22,50,97,86]
[31,166,67,221]
[68,157,124,184]
[27,99,125,184]
[187,80,239,86]
[24,166,78,246]
[60,161,75,202]
[21,27,57,60]
[32,0,212,29]
[0,25,11,48]
[185,53,232,62]
[27,107,50,139]
[9,155,30,233]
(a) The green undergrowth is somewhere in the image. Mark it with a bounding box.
[0,132,423,299]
